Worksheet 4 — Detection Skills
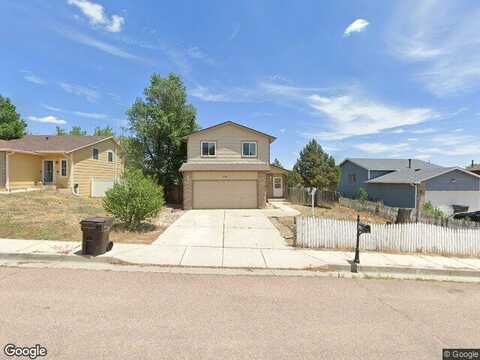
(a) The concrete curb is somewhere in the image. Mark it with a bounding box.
[1,252,479,281]
[0,252,122,264]
[326,263,480,279]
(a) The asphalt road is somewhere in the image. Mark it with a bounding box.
[0,267,479,360]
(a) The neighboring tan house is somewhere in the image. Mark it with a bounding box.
[179,121,287,209]
[0,135,123,197]
[339,158,480,212]
[466,161,480,176]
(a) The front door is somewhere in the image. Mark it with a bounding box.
[43,161,54,184]
[273,176,283,197]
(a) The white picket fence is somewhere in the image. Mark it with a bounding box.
[296,217,480,257]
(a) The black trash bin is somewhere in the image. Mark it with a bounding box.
[80,217,113,256]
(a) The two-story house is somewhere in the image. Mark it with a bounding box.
[179,121,289,209]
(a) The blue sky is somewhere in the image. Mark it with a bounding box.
[1,0,479,168]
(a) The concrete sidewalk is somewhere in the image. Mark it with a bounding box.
[1,238,480,281]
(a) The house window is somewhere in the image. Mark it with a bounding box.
[242,142,257,157]
[108,151,114,163]
[61,160,67,177]
[92,148,99,160]
[201,141,216,157]
[348,174,356,184]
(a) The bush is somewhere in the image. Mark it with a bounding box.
[422,201,447,219]
[356,188,368,203]
[103,169,165,230]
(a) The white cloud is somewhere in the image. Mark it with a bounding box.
[42,104,106,119]
[186,46,215,65]
[72,111,106,119]
[344,19,370,37]
[354,142,410,154]
[230,23,240,40]
[388,1,480,96]
[190,86,230,102]
[431,133,475,146]
[68,0,125,32]
[411,128,437,134]
[306,94,436,139]
[28,115,66,125]
[60,82,100,102]
[24,74,46,85]
[59,29,147,62]
[279,128,286,134]
[42,105,62,112]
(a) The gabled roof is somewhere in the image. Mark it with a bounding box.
[367,166,480,184]
[0,135,115,154]
[269,164,291,174]
[340,158,441,171]
[185,121,276,143]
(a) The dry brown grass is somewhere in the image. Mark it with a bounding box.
[0,191,183,244]
[291,203,388,224]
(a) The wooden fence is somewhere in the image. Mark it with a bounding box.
[288,187,339,206]
[339,197,480,229]
[296,216,480,257]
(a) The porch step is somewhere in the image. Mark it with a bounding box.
[268,198,287,203]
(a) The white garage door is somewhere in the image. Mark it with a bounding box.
[193,180,257,209]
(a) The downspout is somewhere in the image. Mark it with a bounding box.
[5,152,13,192]
[69,153,79,196]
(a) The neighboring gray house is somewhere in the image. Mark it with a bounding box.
[338,158,480,212]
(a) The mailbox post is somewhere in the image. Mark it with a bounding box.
[353,215,371,264]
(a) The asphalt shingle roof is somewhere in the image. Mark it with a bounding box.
[344,158,441,171]
[0,135,111,153]
[367,167,480,184]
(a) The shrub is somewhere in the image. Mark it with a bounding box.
[103,169,165,230]
[422,201,447,219]
[356,188,369,203]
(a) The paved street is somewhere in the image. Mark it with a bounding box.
[1,267,479,360]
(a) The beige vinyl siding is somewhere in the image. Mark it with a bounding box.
[9,153,42,189]
[0,152,5,188]
[39,155,70,188]
[72,139,122,197]
[187,125,270,164]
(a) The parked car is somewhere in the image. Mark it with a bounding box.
[452,211,480,222]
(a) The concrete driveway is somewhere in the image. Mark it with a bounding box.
[153,209,289,249]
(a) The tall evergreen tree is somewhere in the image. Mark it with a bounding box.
[272,158,283,167]
[124,73,198,191]
[293,139,339,190]
[0,95,27,140]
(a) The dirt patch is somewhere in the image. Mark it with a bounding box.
[291,203,389,224]
[0,191,183,244]
[269,217,295,246]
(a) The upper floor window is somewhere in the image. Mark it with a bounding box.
[108,151,114,163]
[201,141,216,157]
[348,173,356,184]
[242,142,257,157]
[92,148,99,160]
[61,160,67,177]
